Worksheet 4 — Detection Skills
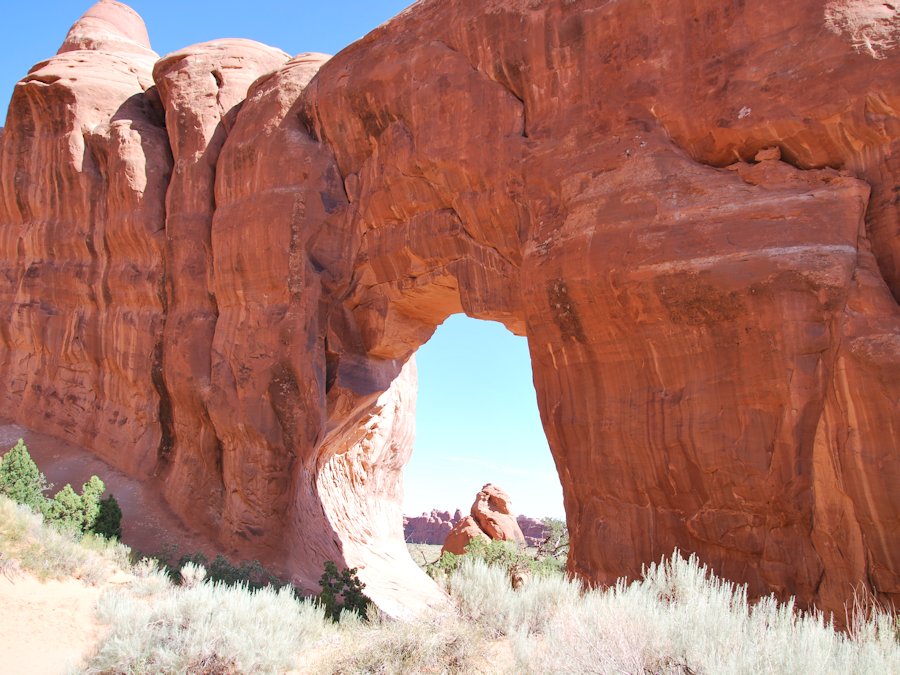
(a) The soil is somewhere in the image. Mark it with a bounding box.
[0,572,104,674]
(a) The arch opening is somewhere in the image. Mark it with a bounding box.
[403,314,564,555]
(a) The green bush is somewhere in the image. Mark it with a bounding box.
[318,560,370,621]
[428,537,566,581]
[152,546,288,593]
[45,483,86,532]
[0,439,50,512]
[0,440,123,540]
[537,516,569,561]
[93,495,123,539]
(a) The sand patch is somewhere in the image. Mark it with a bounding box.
[0,572,104,674]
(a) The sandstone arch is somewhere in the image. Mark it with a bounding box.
[0,0,898,617]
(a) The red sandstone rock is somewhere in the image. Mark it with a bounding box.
[441,484,526,555]
[470,484,526,545]
[0,0,170,477]
[1,0,898,618]
[442,516,491,556]
[516,515,549,548]
[404,509,459,544]
[151,38,290,539]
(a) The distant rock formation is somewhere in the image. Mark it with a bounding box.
[516,515,550,548]
[404,509,551,547]
[403,509,461,545]
[442,484,527,555]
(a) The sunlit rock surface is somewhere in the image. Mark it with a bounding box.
[442,484,527,555]
[1,0,898,616]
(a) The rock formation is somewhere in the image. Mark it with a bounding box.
[404,509,461,545]
[517,515,549,548]
[1,0,899,617]
[442,484,527,555]
[405,509,549,547]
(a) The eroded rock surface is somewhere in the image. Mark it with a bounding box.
[442,484,527,555]
[0,0,170,476]
[404,509,461,544]
[1,0,898,617]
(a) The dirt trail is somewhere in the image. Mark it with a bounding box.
[0,422,217,559]
[0,572,104,674]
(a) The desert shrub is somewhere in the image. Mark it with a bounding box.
[44,476,122,539]
[85,578,331,674]
[0,494,130,582]
[318,560,371,621]
[508,552,900,674]
[537,516,569,561]
[92,494,122,539]
[429,537,565,582]
[0,439,50,512]
[152,547,288,593]
[316,609,488,674]
[45,483,86,532]
[0,440,123,540]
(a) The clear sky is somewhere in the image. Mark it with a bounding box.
[407,316,564,518]
[0,1,566,519]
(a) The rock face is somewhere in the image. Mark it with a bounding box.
[0,0,170,477]
[404,509,461,544]
[517,515,549,548]
[405,509,549,547]
[442,517,490,557]
[1,0,899,617]
[442,484,527,555]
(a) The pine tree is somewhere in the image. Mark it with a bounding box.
[0,439,50,512]
[80,475,105,531]
[91,494,122,539]
[46,484,85,532]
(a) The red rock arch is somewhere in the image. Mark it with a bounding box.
[1,0,898,617]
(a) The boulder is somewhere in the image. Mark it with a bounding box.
[441,484,526,555]
[442,516,491,556]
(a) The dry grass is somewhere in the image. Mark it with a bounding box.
[2,494,898,673]
[0,495,129,583]
[84,576,331,674]
[406,542,443,569]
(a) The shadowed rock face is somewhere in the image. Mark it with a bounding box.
[1,0,899,617]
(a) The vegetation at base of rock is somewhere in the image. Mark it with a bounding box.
[537,516,569,561]
[0,495,131,582]
[3,491,899,673]
[0,439,122,540]
[92,495,122,539]
[149,545,372,624]
[151,545,288,593]
[318,560,371,621]
[428,531,567,582]
[86,564,329,674]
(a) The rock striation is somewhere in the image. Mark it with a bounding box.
[442,484,527,555]
[1,0,899,617]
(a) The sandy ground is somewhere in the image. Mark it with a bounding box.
[0,572,104,674]
[0,422,217,559]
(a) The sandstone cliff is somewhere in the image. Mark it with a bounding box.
[404,509,461,545]
[1,0,898,617]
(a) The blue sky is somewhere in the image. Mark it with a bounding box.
[408,316,564,518]
[0,1,565,518]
